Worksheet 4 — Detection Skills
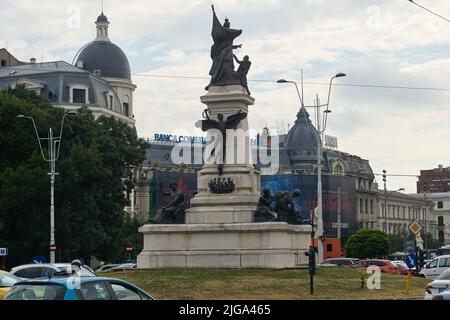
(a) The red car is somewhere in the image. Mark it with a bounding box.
[391,260,417,276]
[349,259,400,274]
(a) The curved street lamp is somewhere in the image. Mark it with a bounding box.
[384,187,405,234]
[277,72,346,264]
[17,111,75,263]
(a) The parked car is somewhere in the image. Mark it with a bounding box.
[320,258,359,266]
[0,271,21,299]
[2,277,154,300]
[391,260,417,276]
[10,263,96,279]
[109,263,137,271]
[424,268,450,300]
[349,259,399,274]
[429,289,450,300]
[419,255,450,279]
[95,264,120,273]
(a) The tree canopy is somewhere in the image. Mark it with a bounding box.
[345,229,389,259]
[0,87,148,267]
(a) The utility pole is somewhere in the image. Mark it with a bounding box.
[337,186,342,240]
[316,94,324,264]
[423,188,429,258]
[383,169,387,234]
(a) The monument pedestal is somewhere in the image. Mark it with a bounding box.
[138,223,311,268]
[187,164,260,224]
[137,85,312,269]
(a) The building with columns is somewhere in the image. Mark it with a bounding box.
[0,12,136,126]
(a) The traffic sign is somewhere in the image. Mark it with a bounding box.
[32,256,47,264]
[126,247,134,252]
[0,248,7,256]
[406,252,417,269]
[49,245,57,252]
[408,220,423,235]
[332,222,349,229]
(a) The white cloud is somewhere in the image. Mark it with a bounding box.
[3,0,450,193]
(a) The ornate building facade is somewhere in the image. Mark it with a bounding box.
[0,12,136,126]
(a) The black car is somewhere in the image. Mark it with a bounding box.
[320,258,360,266]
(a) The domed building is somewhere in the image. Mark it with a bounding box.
[74,12,136,125]
[283,106,321,171]
[0,12,136,126]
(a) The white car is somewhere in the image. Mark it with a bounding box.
[109,263,137,271]
[424,268,450,300]
[10,263,96,279]
[419,255,450,279]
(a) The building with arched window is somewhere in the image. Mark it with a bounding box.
[0,12,136,126]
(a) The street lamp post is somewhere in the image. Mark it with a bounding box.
[423,188,429,258]
[278,72,346,264]
[381,171,405,235]
[17,112,74,263]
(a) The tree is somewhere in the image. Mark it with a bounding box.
[346,229,389,259]
[0,87,148,267]
[388,232,407,254]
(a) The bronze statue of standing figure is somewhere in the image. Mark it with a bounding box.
[149,181,185,224]
[205,5,251,95]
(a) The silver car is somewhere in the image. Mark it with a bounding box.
[10,263,96,279]
[424,268,450,300]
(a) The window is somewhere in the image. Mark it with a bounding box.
[14,267,43,279]
[428,259,438,269]
[370,200,373,214]
[351,262,366,268]
[73,88,86,104]
[437,201,443,209]
[123,102,129,117]
[326,244,333,252]
[1,59,6,66]
[4,284,66,300]
[334,164,344,176]
[80,282,112,300]
[110,283,142,300]
[109,95,114,109]
[438,258,450,268]
[438,216,444,225]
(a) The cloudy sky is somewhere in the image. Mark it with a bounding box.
[2,0,450,193]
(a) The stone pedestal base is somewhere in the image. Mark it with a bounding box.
[137,222,312,269]
[186,164,260,224]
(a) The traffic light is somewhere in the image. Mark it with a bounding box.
[382,170,386,183]
[418,249,427,268]
[305,246,317,276]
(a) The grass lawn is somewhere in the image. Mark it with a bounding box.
[102,267,429,300]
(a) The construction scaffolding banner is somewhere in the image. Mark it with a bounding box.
[261,174,357,240]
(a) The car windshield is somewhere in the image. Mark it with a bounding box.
[436,269,450,280]
[0,273,20,287]
[4,284,66,300]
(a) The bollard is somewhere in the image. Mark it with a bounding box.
[405,270,411,295]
